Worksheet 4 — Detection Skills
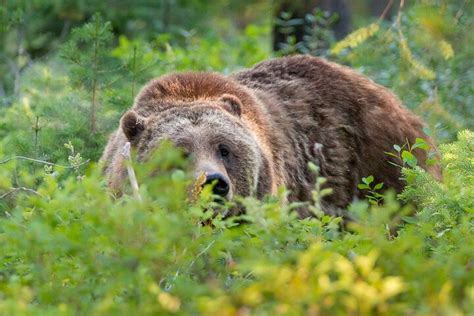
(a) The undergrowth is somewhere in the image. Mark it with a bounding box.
[0,131,473,315]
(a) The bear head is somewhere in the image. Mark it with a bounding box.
[119,73,276,209]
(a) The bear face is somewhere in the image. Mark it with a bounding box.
[120,101,269,203]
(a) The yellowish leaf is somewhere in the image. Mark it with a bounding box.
[158,292,181,313]
[399,36,436,80]
[331,23,380,55]
[381,276,405,299]
[439,40,454,60]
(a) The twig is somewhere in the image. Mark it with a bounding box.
[0,156,90,168]
[454,0,468,24]
[0,187,43,199]
[378,0,394,22]
[396,0,405,28]
[396,0,407,47]
[194,240,216,260]
[166,240,216,290]
[189,241,216,269]
[33,116,41,159]
[121,142,142,201]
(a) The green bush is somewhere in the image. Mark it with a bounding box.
[0,131,473,315]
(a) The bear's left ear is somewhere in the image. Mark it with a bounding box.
[219,94,242,117]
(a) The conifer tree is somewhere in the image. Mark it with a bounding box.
[61,13,114,133]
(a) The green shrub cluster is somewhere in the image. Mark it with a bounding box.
[0,131,473,315]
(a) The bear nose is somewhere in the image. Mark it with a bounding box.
[204,172,230,197]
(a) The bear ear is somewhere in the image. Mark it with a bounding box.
[219,94,242,117]
[120,111,147,143]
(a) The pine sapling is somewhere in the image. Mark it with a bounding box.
[61,13,114,133]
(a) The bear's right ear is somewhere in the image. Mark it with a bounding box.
[120,111,146,143]
[219,94,242,117]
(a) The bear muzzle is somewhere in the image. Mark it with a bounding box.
[203,172,230,198]
[194,162,233,201]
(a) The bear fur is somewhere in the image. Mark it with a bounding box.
[101,55,440,217]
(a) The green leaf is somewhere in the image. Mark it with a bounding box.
[423,127,433,137]
[374,182,384,190]
[362,175,374,185]
[401,216,418,224]
[385,151,399,158]
[393,144,401,152]
[411,138,429,151]
[388,161,403,168]
[320,188,334,197]
[401,150,418,167]
[404,170,417,184]
[308,161,319,173]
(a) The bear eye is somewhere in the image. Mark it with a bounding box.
[218,145,230,158]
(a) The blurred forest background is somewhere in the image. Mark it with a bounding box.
[0,1,473,315]
[0,0,472,163]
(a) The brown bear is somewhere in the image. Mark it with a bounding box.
[101,55,440,217]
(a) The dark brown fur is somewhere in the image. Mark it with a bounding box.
[102,55,440,216]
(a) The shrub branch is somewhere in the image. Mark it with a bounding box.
[0,187,43,199]
[121,142,142,201]
[0,156,90,168]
